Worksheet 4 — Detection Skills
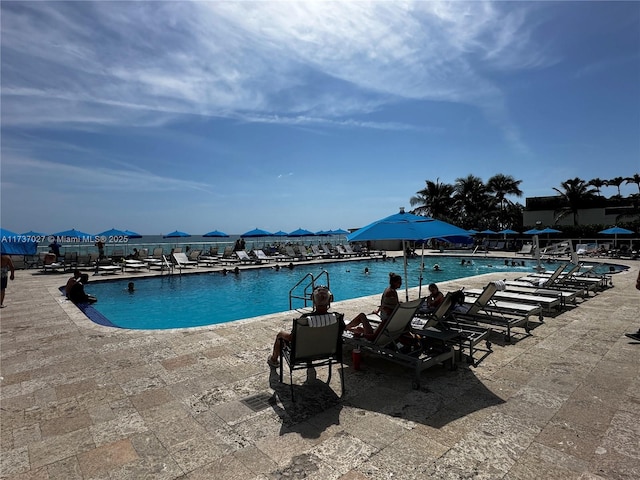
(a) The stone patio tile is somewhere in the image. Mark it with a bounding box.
[506,441,589,479]
[77,438,139,477]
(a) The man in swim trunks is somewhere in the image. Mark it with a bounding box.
[1,255,16,307]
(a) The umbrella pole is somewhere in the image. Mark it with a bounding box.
[402,240,409,302]
[419,243,425,297]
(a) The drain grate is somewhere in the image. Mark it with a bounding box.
[240,392,274,412]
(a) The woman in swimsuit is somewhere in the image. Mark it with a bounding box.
[345,272,402,340]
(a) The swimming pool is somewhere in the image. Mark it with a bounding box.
[82,256,620,329]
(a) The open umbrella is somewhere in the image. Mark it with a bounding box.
[163,230,191,238]
[480,229,498,235]
[203,230,229,238]
[272,230,289,237]
[315,230,331,236]
[598,226,634,248]
[498,229,519,235]
[346,208,471,300]
[241,228,273,238]
[288,228,315,237]
[123,230,142,239]
[20,230,47,237]
[1,228,37,255]
[97,228,130,239]
[523,228,542,235]
[51,228,94,242]
[538,227,562,235]
[467,229,478,235]
[330,228,350,235]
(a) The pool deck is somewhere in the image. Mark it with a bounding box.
[1,251,639,479]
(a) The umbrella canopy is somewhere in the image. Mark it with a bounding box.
[51,228,94,242]
[599,226,634,247]
[330,228,349,235]
[163,230,191,238]
[1,228,37,255]
[241,228,273,238]
[97,228,129,238]
[498,229,519,235]
[538,227,562,234]
[272,230,289,237]
[20,230,47,237]
[203,230,229,238]
[123,230,142,239]
[315,230,331,236]
[523,228,542,235]
[346,210,471,243]
[288,228,315,237]
[598,226,634,235]
[346,209,471,301]
[467,229,478,235]
[480,229,498,235]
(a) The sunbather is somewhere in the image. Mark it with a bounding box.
[344,272,401,340]
[268,285,333,367]
[624,271,640,342]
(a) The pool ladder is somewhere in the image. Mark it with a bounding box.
[289,270,330,310]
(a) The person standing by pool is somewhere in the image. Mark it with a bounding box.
[268,285,334,367]
[345,272,401,339]
[1,254,15,308]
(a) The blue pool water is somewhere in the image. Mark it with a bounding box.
[83,256,619,330]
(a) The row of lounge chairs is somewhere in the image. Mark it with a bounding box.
[281,261,610,394]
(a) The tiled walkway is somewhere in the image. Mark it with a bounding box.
[1,254,639,479]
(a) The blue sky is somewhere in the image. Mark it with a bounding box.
[2,1,639,236]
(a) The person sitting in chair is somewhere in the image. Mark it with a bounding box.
[267,285,333,368]
[68,274,97,304]
[424,283,444,312]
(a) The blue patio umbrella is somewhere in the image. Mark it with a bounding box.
[203,230,229,238]
[1,228,37,255]
[330,228,350,235]
[163,230,191,238]
[20,230,47,237]
[241,228,273,238]
[97,228,130,238]
[467,229,478,235]
[272,230,289,237]
[288,228,315,237]
[498,229,519,235]
[346,208,471,300]
[480,229,498,235]
[315,230,331,236]
[523,228,542,235]
[123,230,142,239]
[51,228,94,242]
[538,227,562,235]
[598,226,634,247]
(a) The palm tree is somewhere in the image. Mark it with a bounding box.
[487,174,523,229]
[588,177,607,196]
[625,173,640,194]
[607,176,625,197]
[453,174,492,228]
[553,177,597,226]
[409,178,454,220]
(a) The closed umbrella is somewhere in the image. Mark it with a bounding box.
[346,208,471,300]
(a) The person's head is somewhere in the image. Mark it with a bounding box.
[73,269,81,279]
[388,272,402,288]
[312,285,333,311]
[128,282,135,292]
[428,283,439,295]
[80,274,89,284]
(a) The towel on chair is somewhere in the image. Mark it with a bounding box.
[308,313,338,327]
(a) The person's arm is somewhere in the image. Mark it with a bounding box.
[8,257,15,280]
[636,270,640,291]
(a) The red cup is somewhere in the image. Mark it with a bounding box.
[352,349,361,370]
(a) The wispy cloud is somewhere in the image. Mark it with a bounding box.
[1,0,549,150]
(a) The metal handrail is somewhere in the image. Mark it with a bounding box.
[288,270,330,310]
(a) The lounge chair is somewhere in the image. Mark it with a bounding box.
[311,244,331,258]
[411,292,493,367]
[343,299,455,389]
[501,281,583,306]
[515,243,534,256]
[123,259,147,272]
[285,246,306,261]
[173,252,198,270]
[280,312,345,401]
[219,246,240,265]
[235,250,256,264]
[452,282,541,342]
[253,249,272,263]
[463,284,561,313]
